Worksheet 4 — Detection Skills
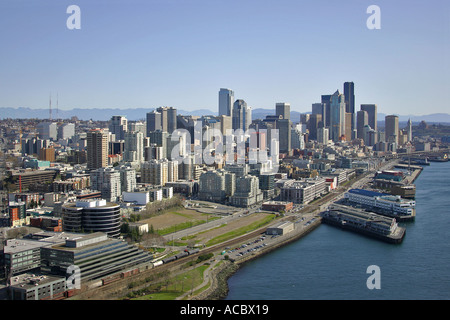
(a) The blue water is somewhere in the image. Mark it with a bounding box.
[226,162,450,300]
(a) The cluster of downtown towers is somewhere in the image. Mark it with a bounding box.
[88,81,409,172]
[219,83,410,154]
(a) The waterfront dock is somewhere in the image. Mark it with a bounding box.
[394,163,423,184]
[320,204,406,244]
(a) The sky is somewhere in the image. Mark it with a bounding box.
[0,0,449,116]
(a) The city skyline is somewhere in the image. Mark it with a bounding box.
[0,0,449,115]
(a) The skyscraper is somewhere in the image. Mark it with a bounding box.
[109,116,128,141]
[312,103,326,127]
[146,111,162,136]
[330,90,346,142]
[385,115,399,145]
[357,110,369,141]
[344,82,355,134]
[87,129,108,170]
[277,119,291,154]
[232,99,251,131]
[361,104,377,132]
[156,106,177,133]
[321,94,332,127]
[406,118,413,142]
[308,113,322,141]
[345,112,353,141]
[219,115,232,135]
[276,103,290,120]
[219,88,234,117]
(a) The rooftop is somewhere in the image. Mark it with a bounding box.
[9,273,66,290]
[347,188,390,198]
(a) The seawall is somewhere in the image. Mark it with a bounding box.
[193,218,322,300]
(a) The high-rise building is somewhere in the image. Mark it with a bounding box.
[321,95,332,127]
[87,129,108,170]
[37,122,58,141]
[57,123,75,140]
[357,110,369,141]
[277,119,291,154]
[361,104,377,132]
[317,127,329,145]
[128,121,146,135]
[119,165,137,193]
[145,143,164,161]
[364,125,378,147]
[312,103,326,127]
[230,175,263,208]
[276,103,290,120]
[199,170,235,202]
[308,113,322,141]
[219,115,232,135]
[330,90,346,142]
[344,82,355,131]
[109,116,128,141]
[141,159,178,186]
[219,88,234,117]
[148,130,169,158]
[123,131,144,163]
[385,115,399,145]
[38,147,56,162]
[90,167,122,202]
[345,112,353,141]
[291,127,305,150]
[232,99,251,131]
[406,118,413,142]
[146,111,162,136]
[156,106,177,133]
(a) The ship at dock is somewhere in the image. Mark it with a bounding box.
[342,188,416,222]
[320,204,406,244]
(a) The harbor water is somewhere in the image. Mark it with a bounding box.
[225,161,450,300]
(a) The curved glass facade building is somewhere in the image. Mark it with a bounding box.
[62,199,121,238]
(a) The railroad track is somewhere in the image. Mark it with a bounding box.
[74,222,272,299]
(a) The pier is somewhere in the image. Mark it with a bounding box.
[394,163,423,184]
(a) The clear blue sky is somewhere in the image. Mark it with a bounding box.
[0,0,449,115]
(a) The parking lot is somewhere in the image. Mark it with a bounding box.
[223,212,320,262]
[221,235,269,260]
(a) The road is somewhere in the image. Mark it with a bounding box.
[165,203,270,242]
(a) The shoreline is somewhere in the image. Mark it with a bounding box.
[192,219,322,300]
[192,160,424,300]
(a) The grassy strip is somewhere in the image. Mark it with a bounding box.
[157,215,221,236]
[205,214,276,247]
[128,265,209,300]
[157,220,207,235]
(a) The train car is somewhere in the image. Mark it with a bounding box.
[153,260,163,267]
[174,251,188,259]
[120,268,140,279]
[162,256,177,264]
[187,249,199,255]
[102,273,121,286]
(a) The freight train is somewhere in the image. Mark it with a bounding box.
[100,248,200,286]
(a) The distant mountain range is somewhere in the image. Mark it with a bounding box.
[1,107,450,124]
